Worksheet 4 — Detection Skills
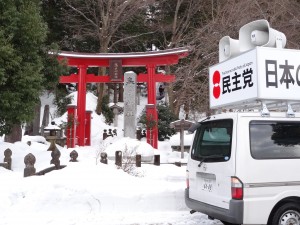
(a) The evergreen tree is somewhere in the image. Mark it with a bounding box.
[139,103,177,141]
[101,95,114,125]
[156,103,177,141]
[0,0,47,141]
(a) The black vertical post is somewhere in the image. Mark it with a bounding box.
[154,154,160,166]
[136,154,141,167]
[136,129,142,140]
[103,129,108,140]
[115,151,122,167]
[100,152,108,164]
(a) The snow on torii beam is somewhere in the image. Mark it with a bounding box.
[53,47,189,148]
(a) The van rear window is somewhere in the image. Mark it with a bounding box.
[250,121,300,159]
[191,119,233,162]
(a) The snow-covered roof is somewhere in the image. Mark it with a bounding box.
[49,47,190,59]
[44,124,61,130]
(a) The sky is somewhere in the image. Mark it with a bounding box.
[0,91,222,225]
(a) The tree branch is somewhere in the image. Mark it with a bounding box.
[64,0,98,29]
[109,31,156,49]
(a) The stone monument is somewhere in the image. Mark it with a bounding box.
[123,71,137,138]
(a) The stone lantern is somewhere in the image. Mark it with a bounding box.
[110,104,123,127]
[44,121,61,151]
[170,119,195,159]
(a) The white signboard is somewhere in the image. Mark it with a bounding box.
[209,47,300,109]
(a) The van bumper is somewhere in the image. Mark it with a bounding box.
[185,188,243,224]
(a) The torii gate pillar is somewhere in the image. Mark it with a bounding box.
[146,64,158,148]
[77,65,88,146]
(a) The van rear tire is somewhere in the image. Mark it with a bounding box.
[221,221,240,225]
[269,202,300,225]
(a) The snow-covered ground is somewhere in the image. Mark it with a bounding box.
[0,91,222,225]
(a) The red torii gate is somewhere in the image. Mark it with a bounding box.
[55,47,189,149]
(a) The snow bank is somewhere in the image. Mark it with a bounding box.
[0,92,222,225]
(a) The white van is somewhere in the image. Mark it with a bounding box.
[185,111,300,225]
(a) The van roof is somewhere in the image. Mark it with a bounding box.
[208,111,300,120]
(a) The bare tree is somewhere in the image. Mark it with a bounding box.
[147,0,216,117]
[61,0,300,119]
[63,0,155,114]
[173,0,300,119]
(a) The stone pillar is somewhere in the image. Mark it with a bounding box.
[42,105,50,127]
[136,128,142,140]
[4,148,12,170]
[123,71,137,139]
[136,154,141,167]
[51,149,61,169]
[24,153,36,177]
[115,151,122,167]
[33,101,41,135]
[41,104,50,137]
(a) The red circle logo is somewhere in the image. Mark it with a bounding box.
[212,71,221,99]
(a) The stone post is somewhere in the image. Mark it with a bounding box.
[42,105,50,128]
[51,149,61,169]
[100,152,108,164]
[136,154,141,167]
[33,101,41,135]
[123,71,137,138]
[154,154,160,166]
[4,148,12,170]
[70,150,78,162]
[115,151,122,167]
[24,153,36,177]
[136,128,142,140]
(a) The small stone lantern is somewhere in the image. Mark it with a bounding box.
[110,104,123,127]
[170,119,195,159]
[44,121,61,151]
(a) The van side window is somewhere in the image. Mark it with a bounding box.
[250,121,300,159]
[191,119,233,162]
